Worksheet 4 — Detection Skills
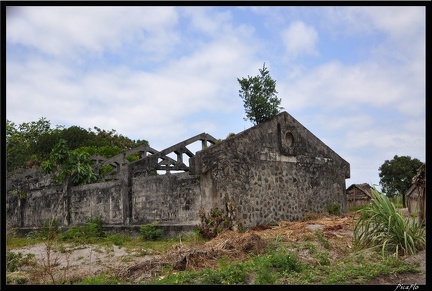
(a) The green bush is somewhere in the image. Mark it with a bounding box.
[353,187,426,256]
[315,230,330,250]
[59,217,105,242]
[85,217,104,237]
[326,203,341,215]
[140,223,164,240]
[107,233,127,246]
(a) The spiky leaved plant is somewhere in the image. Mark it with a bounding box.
[353,187,425,257]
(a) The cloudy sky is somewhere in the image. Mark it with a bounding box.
[6,5,425,190]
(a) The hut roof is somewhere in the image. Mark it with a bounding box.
[346,183,373,199]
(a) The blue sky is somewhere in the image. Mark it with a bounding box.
[6,5,426,190]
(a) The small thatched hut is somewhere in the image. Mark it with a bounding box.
[346,183,373,209]
[406,163,425,225]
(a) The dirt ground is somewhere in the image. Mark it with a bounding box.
[7,212,426,285]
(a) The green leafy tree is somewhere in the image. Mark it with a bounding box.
[41,139,97,186]
[41,139,97,225]
[6,117,57,171]
[59,125,92,150]
[74,145,123,159]
[6,118,149,174]
[33,128,64,163]
[378,155,423,207]
[89,126,147,149]
[237,63,283,125]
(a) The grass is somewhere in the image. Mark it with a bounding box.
[6,207,425,285]
[149,245,303,285]
[143,242,420,285]
[287,252,420,285]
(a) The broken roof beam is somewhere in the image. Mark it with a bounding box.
[151,133,217,172]
[174,146,195,158]
[95,145,160,169]
[200,133,218,149]
[157,133,217,157]
[127,133,218,174]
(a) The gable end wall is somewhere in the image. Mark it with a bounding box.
[6,112,350,233]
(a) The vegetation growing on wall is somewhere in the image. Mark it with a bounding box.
[196,208,234,239]
[237,63,283,125]
[41,139,98,186]
[6,117,149,174]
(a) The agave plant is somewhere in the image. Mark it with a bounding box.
[353,187,425,257]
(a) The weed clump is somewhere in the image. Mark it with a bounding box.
[140,223,164,240]
[353,187,426,256]
[196,208,233,239]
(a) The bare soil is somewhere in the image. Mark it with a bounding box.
[7,212,426,285]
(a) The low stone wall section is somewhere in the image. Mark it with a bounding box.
[131,172,202,225]
[69,181,129,226]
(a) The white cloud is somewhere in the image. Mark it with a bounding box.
[357,6,425,42]
[281,59,422,118]
[6,7,179,58]
[6,58,83,121]
[6,6,425,188]
[181,6,233,36]
[281,21,318,59]
[316,114,374,132]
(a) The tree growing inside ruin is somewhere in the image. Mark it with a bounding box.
[237,63,283,125]
[378,155,423,207]
[41,139,98,225]
[6,117,149,174]
[41,139,97,186]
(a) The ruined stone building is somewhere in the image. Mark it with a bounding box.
[6,111,350,234]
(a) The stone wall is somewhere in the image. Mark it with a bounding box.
[6,179,128,228]
[69,181,128,225]
[131,172,202,225]
[6,111,350,233]
[5,174,200,230]
[189,112,349,228]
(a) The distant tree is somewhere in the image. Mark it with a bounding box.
[237,63,283,125]
[34,128,63,162]
[378,155,423,207]
[59,125,91,150]
[6,117,57,171]
[88,126,148,149]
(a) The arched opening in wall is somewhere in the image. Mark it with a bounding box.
[284,131,294,147]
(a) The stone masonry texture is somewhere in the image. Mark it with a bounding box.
[6,111,350,234]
